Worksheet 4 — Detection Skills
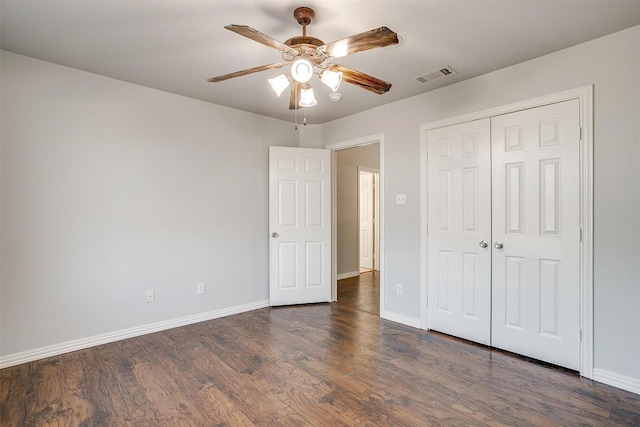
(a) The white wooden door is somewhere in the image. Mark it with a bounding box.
[426,119,492,345]
[269,146,331,306]
[359,171,374,271]
[491,100,581,370]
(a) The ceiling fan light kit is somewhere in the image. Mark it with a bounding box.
[299,86,317,107]
[320,69,343,92]
[208,6,399,125]
[268,74,291,97]
[291,57,314,83]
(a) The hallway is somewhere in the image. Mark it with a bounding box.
[337,271,379,315]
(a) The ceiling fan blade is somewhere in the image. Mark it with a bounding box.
[289,81,302,110]
[320,27,398,59]
[207,63,284,83]
[225,25,298,54]
[328,64,392,94]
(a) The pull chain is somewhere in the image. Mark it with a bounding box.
[294,88,298,130]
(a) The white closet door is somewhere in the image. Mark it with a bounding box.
[427,119,492,345]
[491,99,581,370]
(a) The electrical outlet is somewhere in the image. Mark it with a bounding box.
[197,283,205,295]
[396,194,406,205]
[396,283,403,295]
[146,289,155,303]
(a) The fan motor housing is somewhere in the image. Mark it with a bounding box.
[284,36,324,47]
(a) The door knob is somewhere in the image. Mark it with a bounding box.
[271,232,279,238]
[494,241,504,249]
[479,240,488,248]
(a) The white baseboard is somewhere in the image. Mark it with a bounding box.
[593,368,640,395]
[381,311,421,329]
[337,271,360,280]
[0,299,270,369]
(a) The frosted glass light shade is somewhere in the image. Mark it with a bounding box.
[320,70,342,92]
[268,74,291,97]
[291,58,314,83]
[299,87,317,107]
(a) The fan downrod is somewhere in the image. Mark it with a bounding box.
[284,6,323,48]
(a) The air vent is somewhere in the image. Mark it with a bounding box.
[415,66,457,84]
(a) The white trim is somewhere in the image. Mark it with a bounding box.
[420,86,594,132]
[381,311,421,329]
[0,300,269,369]
[419,85,594,379]
[327,134,385,314]
[336,271,360,280]
[593,369,640,395]
[578,86,594,380]
[327,134,383,151]
[420,126,429,331]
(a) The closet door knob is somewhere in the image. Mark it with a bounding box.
[494,241,504,249]
[479,240,488,248]
[271,232,279,238]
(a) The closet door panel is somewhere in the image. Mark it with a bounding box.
[426,119,492,345]
[491,99,581,370]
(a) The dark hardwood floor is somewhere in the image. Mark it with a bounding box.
[2,272,639,426]
[337,270,380,316]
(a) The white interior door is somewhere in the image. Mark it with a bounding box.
[269,146,331,306]
[426,119,492,345]
[359,171,374,271]
[491,99,581,370]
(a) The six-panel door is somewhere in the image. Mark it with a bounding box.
[359,171,375,271]
[426,100,581,370]
[269,146,331,306]
[427,118,492,345]
[491,99,581,370]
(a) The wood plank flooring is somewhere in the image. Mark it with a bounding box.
[2,271,639,426]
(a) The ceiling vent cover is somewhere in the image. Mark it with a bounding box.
[415,66,457,84]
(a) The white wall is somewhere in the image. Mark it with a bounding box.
[336,144,380,276]
[322,27,640,383]
[0,51,297,358]
[297,124,323,148]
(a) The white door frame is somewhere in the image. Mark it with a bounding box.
[419,86,594,378]
[327,134,385,315]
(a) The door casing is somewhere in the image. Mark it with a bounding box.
[420,86,594,378]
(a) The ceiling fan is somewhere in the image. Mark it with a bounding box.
[207,6,399,110]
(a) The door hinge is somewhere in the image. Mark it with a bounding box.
[580,228,583,242]
[579,127,583,142]
[580,329,583,342]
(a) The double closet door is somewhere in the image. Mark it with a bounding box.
[426,100,581,370]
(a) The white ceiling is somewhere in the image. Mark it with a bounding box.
[2,1,639,124]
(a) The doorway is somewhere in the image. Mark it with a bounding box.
[328,136,383,315]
